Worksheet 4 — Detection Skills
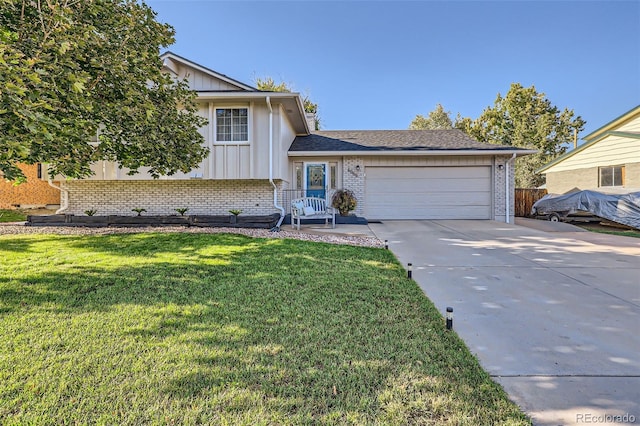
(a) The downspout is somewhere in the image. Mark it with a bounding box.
[505,153,516,224]
[48,178,68,215]
[266,96,286,231]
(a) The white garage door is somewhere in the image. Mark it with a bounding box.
[365,166,492,220]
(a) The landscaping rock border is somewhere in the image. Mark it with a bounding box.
[1,223,383,248]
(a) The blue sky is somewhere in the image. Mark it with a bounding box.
[146,0,639,139]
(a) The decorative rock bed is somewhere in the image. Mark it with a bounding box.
[3,222,382,248]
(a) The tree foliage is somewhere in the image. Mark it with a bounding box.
[0,0,209,182]
[255,77,320,130]
[409,103,453,130]
[455,83,585,187]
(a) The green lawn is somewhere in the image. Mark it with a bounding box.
[0,232,530,425]
[0,209,26,222]
[575,223,640,238]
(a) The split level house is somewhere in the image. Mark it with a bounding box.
[538,105,640,194]
[46,52,536,224]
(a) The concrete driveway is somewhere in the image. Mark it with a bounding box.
[369,220,640,426]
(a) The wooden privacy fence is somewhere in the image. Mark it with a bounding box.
[515,188,548,217]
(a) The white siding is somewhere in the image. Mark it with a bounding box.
[617,114,640,133]
[545,134,640,173]
[177,64,245,91]
[275,105,296,181]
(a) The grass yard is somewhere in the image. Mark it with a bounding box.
[0,209,26,223]
[0,232,530,425]
[575,222,640,238]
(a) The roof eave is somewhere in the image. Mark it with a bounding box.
[537,131,640,174]
[196,92,308,134]
[161,51,257,91]
[196,91,301,100]
[288,149,537,157]
[582,105,640,141]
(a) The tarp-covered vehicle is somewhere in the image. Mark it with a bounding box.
[531,190,640,230]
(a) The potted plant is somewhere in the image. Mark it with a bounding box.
[331,189,357,216]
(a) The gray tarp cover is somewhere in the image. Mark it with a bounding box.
[531,190,640,229]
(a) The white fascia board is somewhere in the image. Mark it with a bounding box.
[196,92,300,100]
[288,149,538,157]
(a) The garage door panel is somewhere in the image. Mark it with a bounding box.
[381,206,492,220]
[368,167,490,179]
[366,192,491,206]
[365,166,492,220]
[366,179,491,193]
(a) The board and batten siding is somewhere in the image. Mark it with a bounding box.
[175,63,243,91]
[79,101,294,182]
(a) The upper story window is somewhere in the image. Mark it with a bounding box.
[215,107,248,143]
[599,165,624,187]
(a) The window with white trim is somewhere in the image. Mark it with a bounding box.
[215,108,248,142]
[599,165,624,187]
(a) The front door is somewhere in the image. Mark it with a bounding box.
[305,163,326,199]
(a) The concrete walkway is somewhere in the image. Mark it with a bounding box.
[369,220,640,426]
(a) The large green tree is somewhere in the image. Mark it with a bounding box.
[255,77,320,130]
[409,103,453,130]
[456,83,585,187]
[0,0,208,182]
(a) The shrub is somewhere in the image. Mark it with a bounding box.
[331,189,357,216]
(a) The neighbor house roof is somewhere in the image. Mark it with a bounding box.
[537,105,640,173]
[289,130,536,156]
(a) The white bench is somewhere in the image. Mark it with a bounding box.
[291,197,336,230]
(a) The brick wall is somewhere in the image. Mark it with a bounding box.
[60,180,283,216]
[493,156,514,223]
[545,162,640,193]
[626,162,640,189]
[342,157,365,216]
[544,167,599,194]
[0,164,61,209]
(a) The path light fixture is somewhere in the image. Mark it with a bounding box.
[446,307,453,330]
[384,240,388,250]
[407,263,412,279]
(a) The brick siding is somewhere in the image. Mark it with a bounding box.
[342,157,365,216]
[60,180,283,216]
[546,162,640,194]
[0,164,61,209]
[544,167,599,194]
[494,156,514,223]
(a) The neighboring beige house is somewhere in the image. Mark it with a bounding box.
[0,163,60,209]
[46,52,535,224]
[538,105,640,194]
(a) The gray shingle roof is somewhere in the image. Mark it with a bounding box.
[290,129,525,152]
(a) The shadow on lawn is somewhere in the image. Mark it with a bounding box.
[0,232,528,424]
